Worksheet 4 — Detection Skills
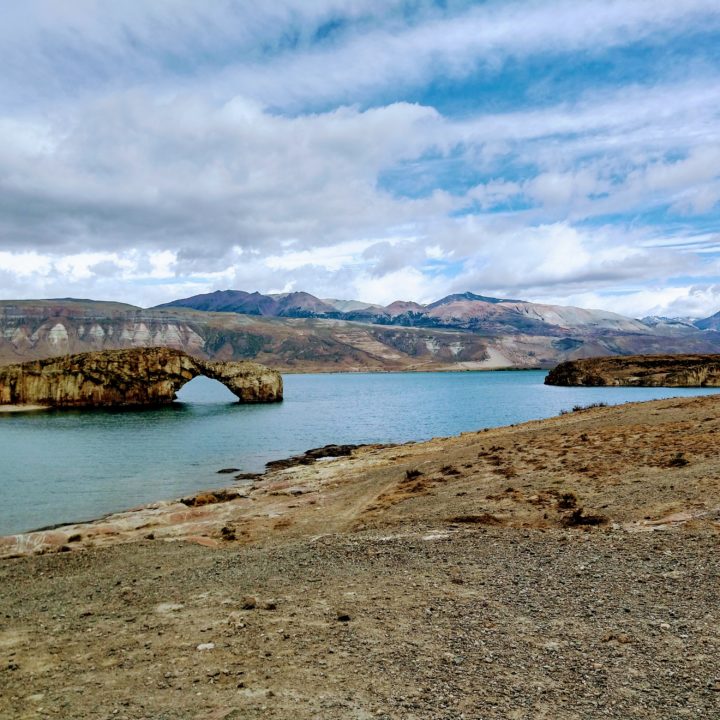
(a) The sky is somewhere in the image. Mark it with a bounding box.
[1,1,720,318]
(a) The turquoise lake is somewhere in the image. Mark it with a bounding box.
[1,370,718,535]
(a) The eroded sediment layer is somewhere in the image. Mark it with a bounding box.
[0,346,283,407]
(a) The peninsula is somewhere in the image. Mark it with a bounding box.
[0,347,283,408]
[545,353,720,387]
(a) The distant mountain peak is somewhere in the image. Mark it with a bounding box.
[5,292,720,371]
[640,315,697,329]
[154,289,278,315]
[694,309,720,331]
[426,291,524,309]
[322,298,382,313]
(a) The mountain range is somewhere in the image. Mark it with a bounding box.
[1,290,719,371]
[156,289,686,334]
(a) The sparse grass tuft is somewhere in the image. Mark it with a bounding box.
[440,464,461,476]
[449,513,504,525]
[557,492,577,510]
[572,402,608,412]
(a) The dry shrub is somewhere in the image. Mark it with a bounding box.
[561,508,607,527]
[449,513,504,525]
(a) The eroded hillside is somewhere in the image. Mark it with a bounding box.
[3,296,720,371]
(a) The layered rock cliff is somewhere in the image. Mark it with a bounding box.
[0,347,283,407]
[4,298,720,373]
[545,354,720,387]
[0,299,500,371]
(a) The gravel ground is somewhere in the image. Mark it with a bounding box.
[1,525,718,720]
[2,394,720,719]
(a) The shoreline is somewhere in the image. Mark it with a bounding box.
[17,444,376,536]
[2,385,719,541]
[0,390,688,538]
[243,363,543,375]
[2,392,719,558]
[0,403,50,413]
[2,392,719,718]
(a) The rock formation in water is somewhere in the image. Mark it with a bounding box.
[545,354,720,387]
[0,347,283,407]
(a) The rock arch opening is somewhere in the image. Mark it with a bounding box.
[175,375,239,403]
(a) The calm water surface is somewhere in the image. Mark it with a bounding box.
[1,370,717,535]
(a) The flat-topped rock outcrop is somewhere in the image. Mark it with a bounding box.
[545,353,720,387]
[0,347,282,407]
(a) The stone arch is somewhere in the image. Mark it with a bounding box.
[0,347,283,408]
[182,357,284,404]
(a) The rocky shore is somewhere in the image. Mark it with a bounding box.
[545,353,720,387]
[1,394,719,718]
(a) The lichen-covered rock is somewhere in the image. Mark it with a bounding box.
[545,354,720,387]
[0,347,282,407]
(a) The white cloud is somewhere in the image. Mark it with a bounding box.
[266,239,375,272]
[204,0,720,110]
[0,1,719,320]
[525,170,603,209]
[664,285,720,317]
[0,95,444,260]
[0,251,52,276]
[535,285,720,320]
[454,223,646,285]
[353,267,448,306]
[0,77,717,316]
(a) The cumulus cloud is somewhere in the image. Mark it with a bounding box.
[0,1,719,317]
[0,95,442,258]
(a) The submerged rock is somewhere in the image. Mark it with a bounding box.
[0,347,283,408]
[264,444,362,472]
